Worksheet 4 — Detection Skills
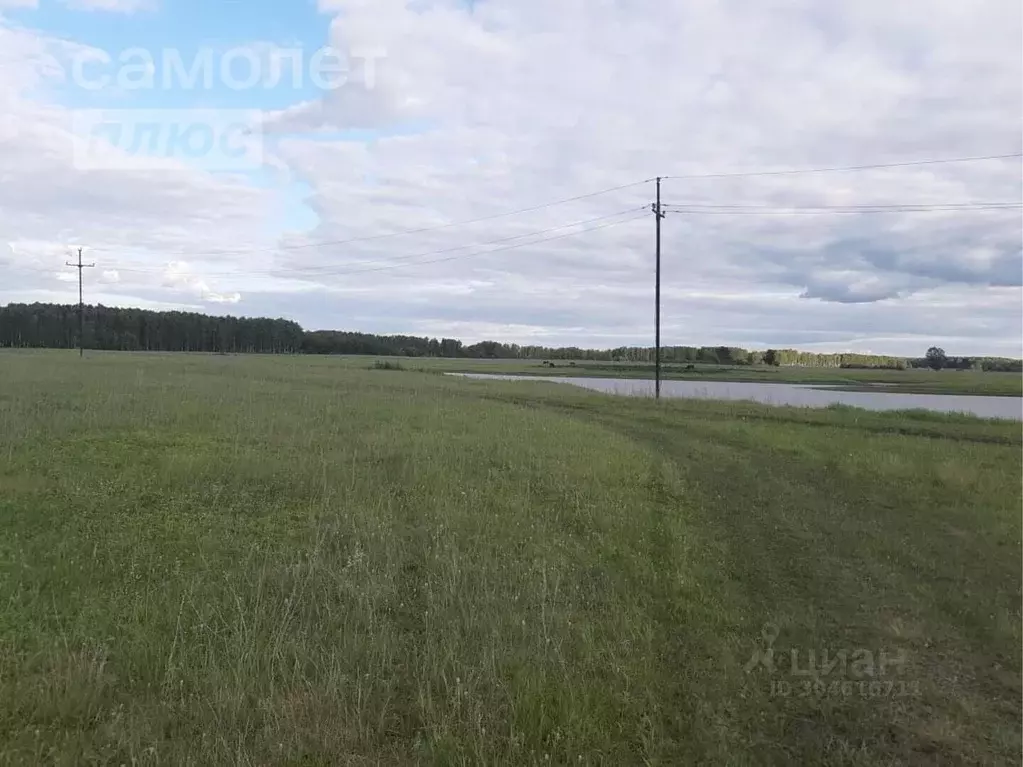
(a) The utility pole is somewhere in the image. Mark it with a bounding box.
[66,247,95,357]
[652,177,666,399]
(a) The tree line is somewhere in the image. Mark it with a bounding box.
[0,303,304,354]
[921,346,1021,372]
[1,303,1019,372]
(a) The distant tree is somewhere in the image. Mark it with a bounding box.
[763,349,781,367]
[925,346,947,371]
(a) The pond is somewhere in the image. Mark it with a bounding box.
[448,374,1023,421]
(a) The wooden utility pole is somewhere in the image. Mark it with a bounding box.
[652,177,666,399]
[66,247,94,357]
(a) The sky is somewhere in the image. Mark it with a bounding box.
[0,0,1021,356]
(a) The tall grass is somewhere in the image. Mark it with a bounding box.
[0,351,1019,764]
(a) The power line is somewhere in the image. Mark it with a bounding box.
[288,210,649,279]
[13,199,1015,282]
[103,207,649,278]
[661,201,1021,211]
[73,151,1021,267]
[17,199,1012,284]
[100,210,644,282]
[91,199,1020,277]
[12,150,1018,296]
[661,202,1023,216]
[661,152,1023,181]
[281,206,647,276]
[89,178,655,262]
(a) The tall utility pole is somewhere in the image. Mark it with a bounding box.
[66,247,95,357]
[652,177,666,399]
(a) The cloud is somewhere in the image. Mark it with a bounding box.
[270,0,1021,304]
[0,20,276,306]
[0,0,1021,355]
[162,261,241,305]
[59,0,155,12]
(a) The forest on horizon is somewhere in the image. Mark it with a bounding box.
[1,302,1020,372]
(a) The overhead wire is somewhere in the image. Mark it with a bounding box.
[661,152,1023,181]
[660,202,1022,215]
[80,151,1023,262]
[262,209,649,279]
[661,200,1020,210]
[86,178,655,261]
[11,208,649,280]
[11,150,1021,283]
[101,206,649,277]
[86,199,1023,277]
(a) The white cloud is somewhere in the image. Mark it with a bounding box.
[0,20,275,310]
[0,1,1020,355]
[162,261,241,305]
[59,0,155,12]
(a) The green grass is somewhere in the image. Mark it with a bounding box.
[345,356,1023,397]
[0,350,1020,765]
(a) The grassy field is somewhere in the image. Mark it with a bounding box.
[349,356,1023,397]
[0,350,1020,765]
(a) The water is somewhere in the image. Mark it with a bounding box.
[448,374,1023,421]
